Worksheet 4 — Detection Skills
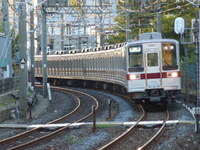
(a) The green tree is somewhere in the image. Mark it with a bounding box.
[105,0,197,44]
[105,0,198,61]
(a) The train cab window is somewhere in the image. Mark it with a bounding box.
[128,45,144,72]
[147,53,158,66]
[162,43,178,70]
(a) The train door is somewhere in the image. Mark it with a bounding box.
[143,43,162,89]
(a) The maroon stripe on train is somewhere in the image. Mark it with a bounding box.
[140,72,180,79]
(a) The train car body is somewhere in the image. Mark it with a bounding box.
[126,33,181,103]
[35,32,181,104]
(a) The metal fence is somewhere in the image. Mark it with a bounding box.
[181,63,197,104]
[0,77,19,96]
[181,63,197,93]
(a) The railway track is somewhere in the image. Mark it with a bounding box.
[0,86,99,150]
[137,109,169,150]
[99,104,146,150]
[100,106,170,150]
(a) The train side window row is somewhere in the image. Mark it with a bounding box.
[35,48,126,77]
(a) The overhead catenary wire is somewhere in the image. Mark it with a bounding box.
[5,0,194,28]
[2,0,196,51]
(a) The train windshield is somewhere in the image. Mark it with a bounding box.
[147,53,158,66]
[128,45,144,72]
[162,43,178,70]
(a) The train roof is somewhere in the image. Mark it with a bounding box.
[35,32,178,57]
[137,32,178,43]
[126,32,178,45]
[139,32,162,40]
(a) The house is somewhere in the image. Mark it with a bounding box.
[0,35,12,79]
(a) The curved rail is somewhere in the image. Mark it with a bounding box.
[99,104,145,150]
[0,87,80,149]
[137,109,170,150]
[0,87,99,150]
[51,86,99,123]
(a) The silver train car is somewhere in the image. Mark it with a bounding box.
[35,32,181,104]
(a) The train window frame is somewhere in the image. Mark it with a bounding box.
[128,45,144,72]
[147,53,158,67]
[162,43,178,70]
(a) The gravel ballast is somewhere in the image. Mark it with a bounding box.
[1,88,199,150]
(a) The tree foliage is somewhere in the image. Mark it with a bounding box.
[105,0,197,44]
[105,0,198,60]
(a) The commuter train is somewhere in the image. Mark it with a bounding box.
[35,32,181,104]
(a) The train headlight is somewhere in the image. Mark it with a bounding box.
[127,74,140,80]
[167,72,178,78]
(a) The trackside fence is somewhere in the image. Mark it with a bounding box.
[181,63,197,104]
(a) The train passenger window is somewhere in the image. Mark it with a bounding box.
[162,43,178,70]
[128,45,144,72]
[147,53,158,66]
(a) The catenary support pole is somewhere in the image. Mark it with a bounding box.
[30,10,35,88]
[126,0,130,41]
[18,1,28,119]
[61,13,64,50]
[3,0,10,36]
[2,0,12,77]
[157,0,162,33]
[197,8,200,107]
[99,0,104,47]
[184,45,189,104]
[41,5,48,98]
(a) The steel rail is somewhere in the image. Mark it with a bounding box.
[137,109,170,150]
[0,86,99,150]
[0,87,80,147]
[99,104,145,150]
[8,87,99,150]
[49,86,100,123]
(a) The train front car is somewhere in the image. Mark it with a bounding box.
[126,32,181,105]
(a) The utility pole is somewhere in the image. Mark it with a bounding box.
[183,0,200,133]
[2,0,12,78]
[18,1,28,119]
[194,10,200,133]
[187,0,200,107]
[197,9,200,107]
[61,14,64,50]
[138,19,141,35]
[2,0,10,35]
[126,0,130,41]
[184,44,189,104]
[78,24,81,51]
[99,0,104,46]
[157,0,162,33]
[41,5,48,98]
[30,10,35,88]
